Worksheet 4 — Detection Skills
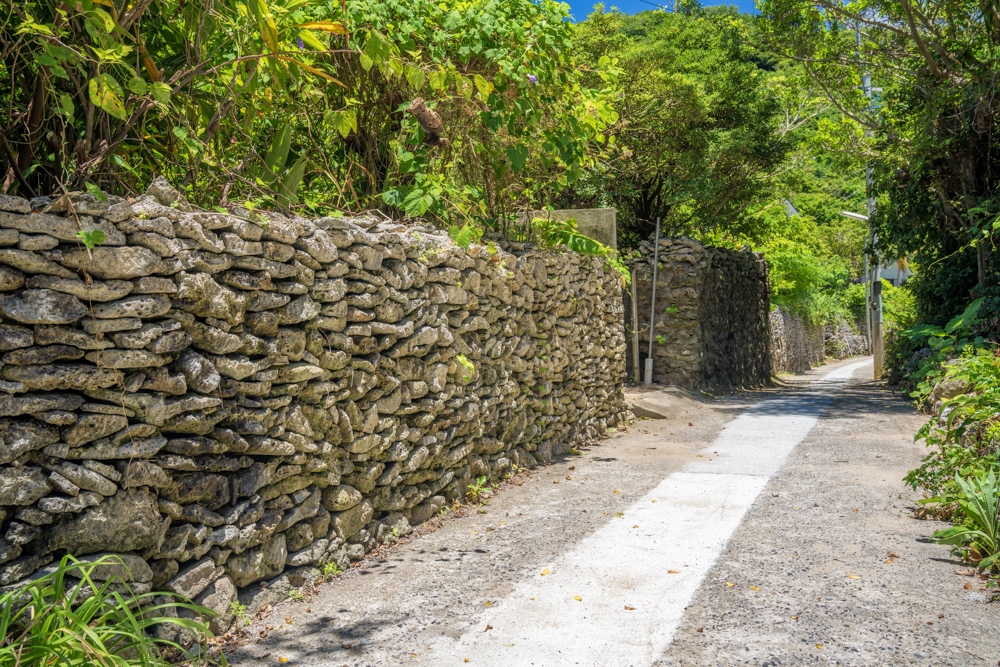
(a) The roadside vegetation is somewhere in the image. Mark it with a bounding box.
[757,0,1000,571]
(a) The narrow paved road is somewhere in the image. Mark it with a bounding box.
[229,358,1000,667]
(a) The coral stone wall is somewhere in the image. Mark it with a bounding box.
[770,308,869,374]
[631,237,771,389]
[0,180,626,629]
[769,308,825,374]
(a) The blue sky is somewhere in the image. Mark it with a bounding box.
[564,0,757,20]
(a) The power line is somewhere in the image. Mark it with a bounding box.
[636,0,674,10]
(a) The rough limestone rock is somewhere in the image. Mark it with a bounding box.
[0,289,86,325]
[40,490,162,554]
[0,468,51,505]
[226,535,287,587]
[60,246,162,279]
[75,552,154,583]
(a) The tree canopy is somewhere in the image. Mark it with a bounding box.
[565,5,792,246]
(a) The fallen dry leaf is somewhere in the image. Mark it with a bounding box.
[540,568,550,576]
[847,575,861,580]
[614,490,621,494]
[574,595,583,601]
[668,570,680,574]
[688,422,693,426]
[625,606,635,610]
[696,628,704,633]
[278,659,288,664]
[632,524,639,528]
[816,644,823,649]
[964,581,973,590]
[484,601,491,607]
[484,625,493,632]
[725,582,735,587]
[749,586,760,591]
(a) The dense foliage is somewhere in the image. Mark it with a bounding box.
[758,0,1000,331]
[1,0,616,228]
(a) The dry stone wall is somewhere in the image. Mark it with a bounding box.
[769,308,824,374]
[631,237,771,389]
[0,180,626,630]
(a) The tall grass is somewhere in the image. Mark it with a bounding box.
[0,555,218,667]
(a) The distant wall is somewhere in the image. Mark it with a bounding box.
[770,309,868,374]
[770,308,824,374]
[631,237,771,389]
[0,180,627,631]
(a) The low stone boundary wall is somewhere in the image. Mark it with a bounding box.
[0,180,626,630]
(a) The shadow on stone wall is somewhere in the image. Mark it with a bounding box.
[631,237,771,390]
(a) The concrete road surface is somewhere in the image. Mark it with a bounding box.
[228,357,1000,667]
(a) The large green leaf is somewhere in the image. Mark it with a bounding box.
[88,73,126,120]
[945,298,983,334]
[506,144,529,172]
[263,126,291,184]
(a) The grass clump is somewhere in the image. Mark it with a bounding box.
[0,554,218,667]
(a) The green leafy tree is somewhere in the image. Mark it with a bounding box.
[567,5,790,245]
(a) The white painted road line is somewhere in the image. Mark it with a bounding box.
[424,360,869,666]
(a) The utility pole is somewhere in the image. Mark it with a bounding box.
[862,72,884,379]
[856,28,884,378]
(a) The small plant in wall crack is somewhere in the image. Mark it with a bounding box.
[456,354,475,382]
[466,475,488,502]
[75,228,105,261]
[230,601,251,627]
[321,562,343,581]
